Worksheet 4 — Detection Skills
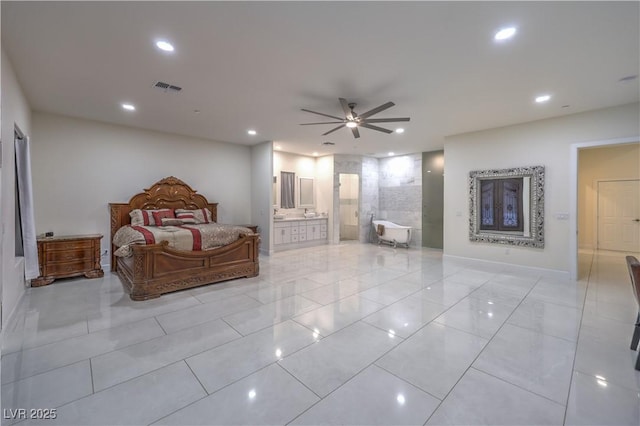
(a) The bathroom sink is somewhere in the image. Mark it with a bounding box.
[274,214,286,220]
[303,212,317,218]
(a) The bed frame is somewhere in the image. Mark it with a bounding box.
[109,176,260,300]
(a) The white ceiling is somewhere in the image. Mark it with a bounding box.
[2,1,638,157]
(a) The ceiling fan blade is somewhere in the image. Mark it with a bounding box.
[339,98,354,120]
[322,124,346,136]
[360,123,393,134]
[301,108,344,121]
[351,127,360,138]
[358,101,395,119]
[300,121,345,125]
[362,117,410,123]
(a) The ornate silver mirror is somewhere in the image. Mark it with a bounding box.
[469,165,545,248]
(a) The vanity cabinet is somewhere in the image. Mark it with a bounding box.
[274,218,328,251]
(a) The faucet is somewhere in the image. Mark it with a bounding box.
[274,208,278,215]
[304,208,308,214]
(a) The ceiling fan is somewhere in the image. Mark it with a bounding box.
[300,98,410,138]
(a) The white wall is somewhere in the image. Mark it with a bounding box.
[1,47,32,326]
[30,112,253,264]
[251,141,273,255]
[316,155,334,243]
[444,102,640,275]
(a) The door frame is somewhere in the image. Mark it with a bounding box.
[338,173,360,241]
[569,136,639,280]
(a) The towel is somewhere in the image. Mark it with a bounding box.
[376,224,385,236]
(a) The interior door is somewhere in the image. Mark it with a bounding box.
[597,180,640,252]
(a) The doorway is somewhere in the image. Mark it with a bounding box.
[597,179,640,252]
[570,137,640,280]
[339,173,359,241]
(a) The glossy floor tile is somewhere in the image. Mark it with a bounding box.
[473,323,576,404]
[376,322,488,399]
[565,371,640,425]
[2,244,638,425]
[186,320,318,394]
[426,368,565,425]
[290,365,440,425]
[278,321,400,397]
[154,364,319,425]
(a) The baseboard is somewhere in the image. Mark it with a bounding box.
[442,254,571,281]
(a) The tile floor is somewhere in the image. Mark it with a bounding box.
[1,243,639,425]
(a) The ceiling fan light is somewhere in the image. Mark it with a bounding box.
[346,122,357,128]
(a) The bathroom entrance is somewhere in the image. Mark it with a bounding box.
[339,173,359,241]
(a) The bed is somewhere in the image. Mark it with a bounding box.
[109,176,260,300]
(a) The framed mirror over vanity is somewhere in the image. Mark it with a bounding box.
[298,177,314,208]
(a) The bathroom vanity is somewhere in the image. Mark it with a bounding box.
[273,217,328,251]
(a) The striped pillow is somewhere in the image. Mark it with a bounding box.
[152,209,175,226]
[160,218,192,226]
[175,208,213,224]
[130,209,174,226]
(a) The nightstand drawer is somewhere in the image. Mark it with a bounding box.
[44,260,94,276]
[45,248,93,263]
[42,240,93,251]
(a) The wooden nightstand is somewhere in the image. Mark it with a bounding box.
[31,234,104,287]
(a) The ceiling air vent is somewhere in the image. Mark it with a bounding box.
[153,81,182,93]
[321,141,335,146]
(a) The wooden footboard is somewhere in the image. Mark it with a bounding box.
[116,233,260,300]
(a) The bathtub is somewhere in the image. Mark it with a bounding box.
[373,220,412,248]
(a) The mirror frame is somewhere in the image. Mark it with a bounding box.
[298,176,315,208]
[469,165,545,248]
[272,176,278,207]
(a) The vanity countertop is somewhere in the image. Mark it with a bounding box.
[274,216,327,222]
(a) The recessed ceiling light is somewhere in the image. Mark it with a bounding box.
[121,103,135,111]
[312,152,319,156]
[247,130,257,135]
[535,94,551,103]
[395,128,405,134]
[388,152,394,156]
[274,145,282,150]
[346,122,357,128]
[155,40,174,52]
[494,27,517,41]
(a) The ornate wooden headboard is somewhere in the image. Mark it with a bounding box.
[109,176,218,271]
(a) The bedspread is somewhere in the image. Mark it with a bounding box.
[113,223,253,257]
